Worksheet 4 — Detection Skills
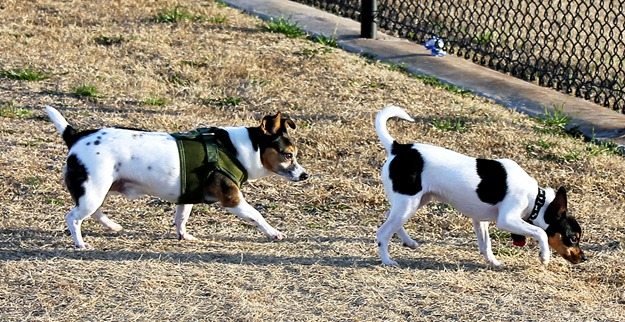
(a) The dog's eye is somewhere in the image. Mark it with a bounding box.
[569,236,579,244]
[281,153,293,160]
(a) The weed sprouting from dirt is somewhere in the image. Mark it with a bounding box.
[431,117,469,132]
[263,17,306,38]
[0,68,49,81]
[0,102,32,118]
[73,84,100,98]
[311,34,338,47]
[143,96,167,106]
[154,6,202,23]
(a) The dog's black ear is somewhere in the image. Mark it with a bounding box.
[545,186,568,223]
[554,186,568,217]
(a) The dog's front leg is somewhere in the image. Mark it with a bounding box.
[174,204,197,240]
[472,219,500,266]
[496,205,550,264]
[227,197,285,240]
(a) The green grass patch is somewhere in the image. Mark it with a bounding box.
[0,68,49,81]
[94,35,124,46]
[263,17,306,38]
[412,74,471,95]
[296,47,332,58]
[73,84,100,98]
[585,138,623,156]
[180,60,210,68]
[534,104,569,135]
[206,14,227,24]
[430,117,468,132]
[45,197,64,205]
[473,31,493,46]
[384,63,471,95]
[311,34,338,47]
[143,96,167,106]
[0,103,33,119]
[154,6,202,23]
[24,176,42,187]
[204,96,242,108]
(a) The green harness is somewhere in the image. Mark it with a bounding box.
[171,127,247,204]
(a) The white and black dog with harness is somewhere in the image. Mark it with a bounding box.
[45,106,308,249]
[374,105,586,266]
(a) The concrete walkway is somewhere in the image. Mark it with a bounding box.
[224,0,625,149]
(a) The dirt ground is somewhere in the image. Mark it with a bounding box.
[1,1,624,321]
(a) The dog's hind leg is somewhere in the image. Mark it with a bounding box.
[472,219,500,266]
[173,204,196,241]
[66,187,109,249]
[377,195,421,266]
[92,208,123,232]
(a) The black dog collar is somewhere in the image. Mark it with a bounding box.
[527,187,546,224]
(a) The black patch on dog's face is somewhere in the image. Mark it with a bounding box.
[475,159,508,205]
[65,154,88,206]
[543,187,586,263]
[388,142,424,196]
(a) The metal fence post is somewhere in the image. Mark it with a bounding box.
[361,0,377,38]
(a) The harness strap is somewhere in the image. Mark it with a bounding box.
[172,127,248,204]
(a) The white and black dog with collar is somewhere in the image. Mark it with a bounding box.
[45,106,308,249]
[374,105,586,266]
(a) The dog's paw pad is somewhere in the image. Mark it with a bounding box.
[271,232,286,241]
[75,243,92,250]
[178,233,198,241]
[106,224,123,232]
[402,241,419,249]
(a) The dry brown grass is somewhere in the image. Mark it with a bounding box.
[1,1,624,321]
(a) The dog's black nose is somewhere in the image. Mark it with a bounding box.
[299,172,309,181]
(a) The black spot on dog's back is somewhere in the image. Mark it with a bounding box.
[65,154,88,206]
[475,159,508,204]
[389,142,424,196]
[62,128,99,149]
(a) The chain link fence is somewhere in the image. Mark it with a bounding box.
[292,0,625,113]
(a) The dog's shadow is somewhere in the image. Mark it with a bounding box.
[0,227,508,272]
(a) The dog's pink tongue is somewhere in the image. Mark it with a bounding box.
[512,239,526,247]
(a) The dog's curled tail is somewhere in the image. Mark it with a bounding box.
[375,105,414,153]
[45,105,77,148]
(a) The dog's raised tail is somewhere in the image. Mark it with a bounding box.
[375,105,414,153]
[45,105,77,148]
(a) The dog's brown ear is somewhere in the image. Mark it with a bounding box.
[260,112,282,135]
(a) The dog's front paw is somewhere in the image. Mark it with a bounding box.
[488,258,502,267]
[540,252,551,265]
[402,240,419,249]
[269,230,286,241]
[105,223,123,232]
[74,243,92,250]
[178,233,198,241]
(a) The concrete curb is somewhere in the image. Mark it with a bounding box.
[224,0,625,150]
